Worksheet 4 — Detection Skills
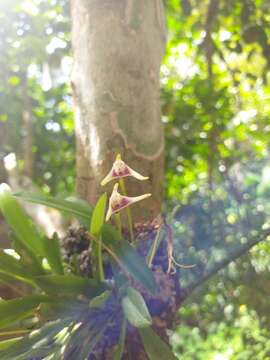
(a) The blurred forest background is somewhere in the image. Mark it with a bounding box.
[1,0,270,358]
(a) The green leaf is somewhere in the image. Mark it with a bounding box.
[138,327,177,360]
[89,290,112,308]
[14,192,92,227]
[64,314,113,360]
[0,295,50,329]
[90,192,107,236]
[90,193,107,282]
[19,345,57,360]
[0,250,35,284]
[103,227,157,294]
[0,338,22,351]
[0,184,44,256]
[113,319,127,360]
[37,299,88,321]
[0,272,18,285]
[10,234,44,276]
[65,196,93,226]
[121,287,152,328]
[34,274,108,298]
[102,223,121,243]
[43,233,64,275]
[0,318,72,360]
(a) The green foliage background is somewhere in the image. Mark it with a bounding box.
[1,0,270,358]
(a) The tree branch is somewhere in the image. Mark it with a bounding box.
[181,228,270,301]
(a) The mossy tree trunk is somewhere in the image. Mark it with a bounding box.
[71,0,166,222]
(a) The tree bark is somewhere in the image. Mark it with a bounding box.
[71,0,166,221]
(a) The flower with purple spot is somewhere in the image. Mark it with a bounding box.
[101,154,148,186]
[105,183,151,221]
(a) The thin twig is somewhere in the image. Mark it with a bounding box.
[164,221,196,274]
[147,226,162,267]
[119,179,134,241]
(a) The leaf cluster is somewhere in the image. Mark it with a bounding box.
[0,187,176,359]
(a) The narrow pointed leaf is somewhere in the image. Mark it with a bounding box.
[90,192,107,236]
[14,192,92,226]
[43,233,64,275]
[0,185,44,256]
[138,327,177,360]
[121,287,151,328]
[35,274,108,298]
[90,193,107,281]
[0,295,50,329]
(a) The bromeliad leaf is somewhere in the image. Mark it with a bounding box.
[0,318,72,360]
[14,192,93,227]
[138,327,177,360]
[90,192,107,236]
[43,233,64,275]
[34,274,108,298]
[0,295,50,329]
[0,184,45,256]
[64,314,114,360]
[121,287,152,328]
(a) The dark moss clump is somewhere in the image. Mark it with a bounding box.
[61,227,93,277]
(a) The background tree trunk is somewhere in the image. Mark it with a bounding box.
[71,0,166,221]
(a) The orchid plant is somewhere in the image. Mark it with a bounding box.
[102,154,150,241]
[0,155,179,360]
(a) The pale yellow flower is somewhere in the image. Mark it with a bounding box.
[105,183,151,221]
[101,154,148,186]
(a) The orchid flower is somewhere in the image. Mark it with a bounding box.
[101,154,148,186]
[105,183,151,221]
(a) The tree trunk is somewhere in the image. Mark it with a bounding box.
[71,0,166,221]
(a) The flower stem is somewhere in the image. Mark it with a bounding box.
[115,212,122,237]
[91,234,104,282]
[97,235,105,281]
[119,178,134,241]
